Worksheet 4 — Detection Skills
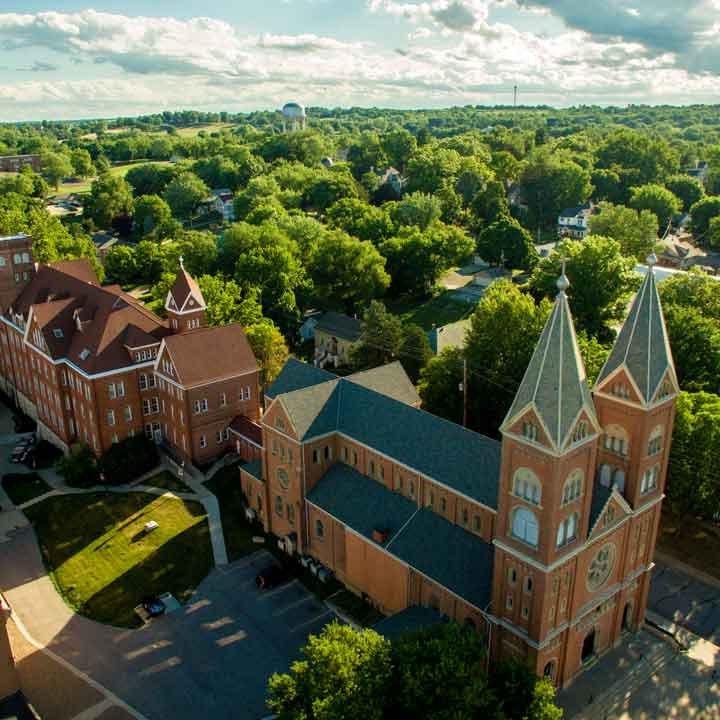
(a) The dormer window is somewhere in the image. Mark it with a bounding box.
[611,383,630,399]
[522,421,539,442]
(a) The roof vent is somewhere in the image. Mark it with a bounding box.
[371,528,390,545]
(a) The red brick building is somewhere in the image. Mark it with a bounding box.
[0,155,41,173]
[241,258,677,688]
[0,236,261,467]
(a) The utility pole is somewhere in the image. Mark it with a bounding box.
[461,358,468,427]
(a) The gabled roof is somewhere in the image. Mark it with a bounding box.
[427,319,470,354]
[595,260,677,404]
[502,276,597,451]
[159,323,258,387]
[587,482,632,538]
[315,311,362,341]
[273,372,501,508]
[265,358,336,400]
[346,362,420,407]
[166,264,206,313]
[307,463,495,609]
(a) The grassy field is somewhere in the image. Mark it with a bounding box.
[1,473,51,506]
[173,123,236,138]
[54,160,173,196]
[143,470,194,494]
[25,492,213,627]
[658,509,720,580]
[204,463,261,563]
[389,291,474,331]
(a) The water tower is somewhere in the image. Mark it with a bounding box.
[282,102,307,132]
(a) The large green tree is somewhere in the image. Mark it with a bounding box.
[133,194,172,235]
[85,173,133,229]
[246,319,290,384]
[689,196,720,239]
[326,198,395,244]
[163,171,210,219]
[476,214,538,271]
[267,622,391,720]
[197,275,263,328]
[529,236,639,338]
[628,183,681,230]
[418,347,465,425]
[588,201,659,261]
[665,174,705,212]
[41,151,73,190]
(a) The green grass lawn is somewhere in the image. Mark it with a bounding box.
[1,473,51,506]
[143,470,194,494]
[54,160,173,196]
[389,291,474,331]
[25,492,213,627]
[204,463,263,562]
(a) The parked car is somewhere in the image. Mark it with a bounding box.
[255,564,290,590]
[141,596,166,618]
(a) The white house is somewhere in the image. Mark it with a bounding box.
[557,202,592,239]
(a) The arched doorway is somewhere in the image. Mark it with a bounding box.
[581,628,596,663]
[622,602,634,631]
[543,661,556,682]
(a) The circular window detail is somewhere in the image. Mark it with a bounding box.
[586,543,616,592]
[277,468,289,490]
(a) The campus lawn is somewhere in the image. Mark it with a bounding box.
[389,291,473,331]
[204,462,261,562]
[658,508,720,580]
[1,473,51,506]
[25,492,213,627]
[143,470,194,494]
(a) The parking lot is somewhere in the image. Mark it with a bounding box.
[1,537,336,720]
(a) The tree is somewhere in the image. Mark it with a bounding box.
[351,301,403,370]
[519,151,592,229]
[125,163,177,196]
[689,196,720,239]
[662,304,720,392]
[326,198,395,244]
[397,324,432,384]
[591,168,623,204]
[233,176,281,221]
[388,623,497,720]
[104,245,138,286]
[302,171,359,212]
[418,347,464,424]
[390,192,442,230]
[163,172,210,219]
[588,202,659,261]
[709,216,720,251]
[98,435,158,485]
[577,331,611,386]
[347,131,388,178]
[70,148,95,178]
[382,128,417,171]
[529,236,639,338]
[148,135,174,160]
[380,227,446,297]
[476,215,538,270]
[665,174,704,212]
[56,444,99,488]
[469,179,510,229]
[628,184,681,230]
[41,151,73,190]
[197,275,263,328]
[405,146,462,195]
[307,230,390,313]
[246,320,290,384]
[267,622,391,720]
[464,280,552,436]
[455,156,493,206]
[133,194,172,235]
[526,679,563,720]
[85,173,133,230]
[659,268,720,320]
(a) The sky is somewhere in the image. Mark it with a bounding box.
[1,1,720,121]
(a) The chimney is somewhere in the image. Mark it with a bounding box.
[372,528,390,545]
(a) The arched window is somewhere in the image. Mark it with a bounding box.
[21,252,29,263]
[522,421,539,441]
[647,426,664,456]
[275,495,283,517]
[513,468,542,505]
[277,468,289,489]
[556,513,578,548]
[315,519,325,539]
[611,383,630,399]
[562,470,583,505]
[599,464,612,488]
[640,466,659,494]
[572,421,588,443]
[512,507,539,547]
[612,469,626,493]
[603,425,629,456]
[12,253,21,264]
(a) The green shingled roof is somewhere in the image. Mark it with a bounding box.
[503,290,596,449]
[265,357,337,400]
[241,459,263,482]
[277,373,501,508]
[308,463,495,610]
[596,268,676,403]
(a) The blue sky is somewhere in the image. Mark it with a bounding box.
[1,1,719,121]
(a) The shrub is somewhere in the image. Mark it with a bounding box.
[56,444,99,488]
[98,434,159,485]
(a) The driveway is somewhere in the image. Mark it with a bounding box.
[0,524,334,720]
[648,561,720,643]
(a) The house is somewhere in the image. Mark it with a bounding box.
[0,236,261,467]
[656,235,705,269]
[313,311,362,368]
[299,310,323,343]
[558,203,592,239]
[427,319,470,355]
[685,162,709,183]
[378,167,404,195]
[241,257,678,689]
[212,189,235,222]
[0,154,41,173]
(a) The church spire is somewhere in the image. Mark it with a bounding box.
[595,254,678,405]
[501,264,598,451]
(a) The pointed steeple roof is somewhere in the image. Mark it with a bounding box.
[595,255,677,404]
[165,258,206,313]
[502,267,598,451]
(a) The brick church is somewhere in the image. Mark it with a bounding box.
[241,258,677,688]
